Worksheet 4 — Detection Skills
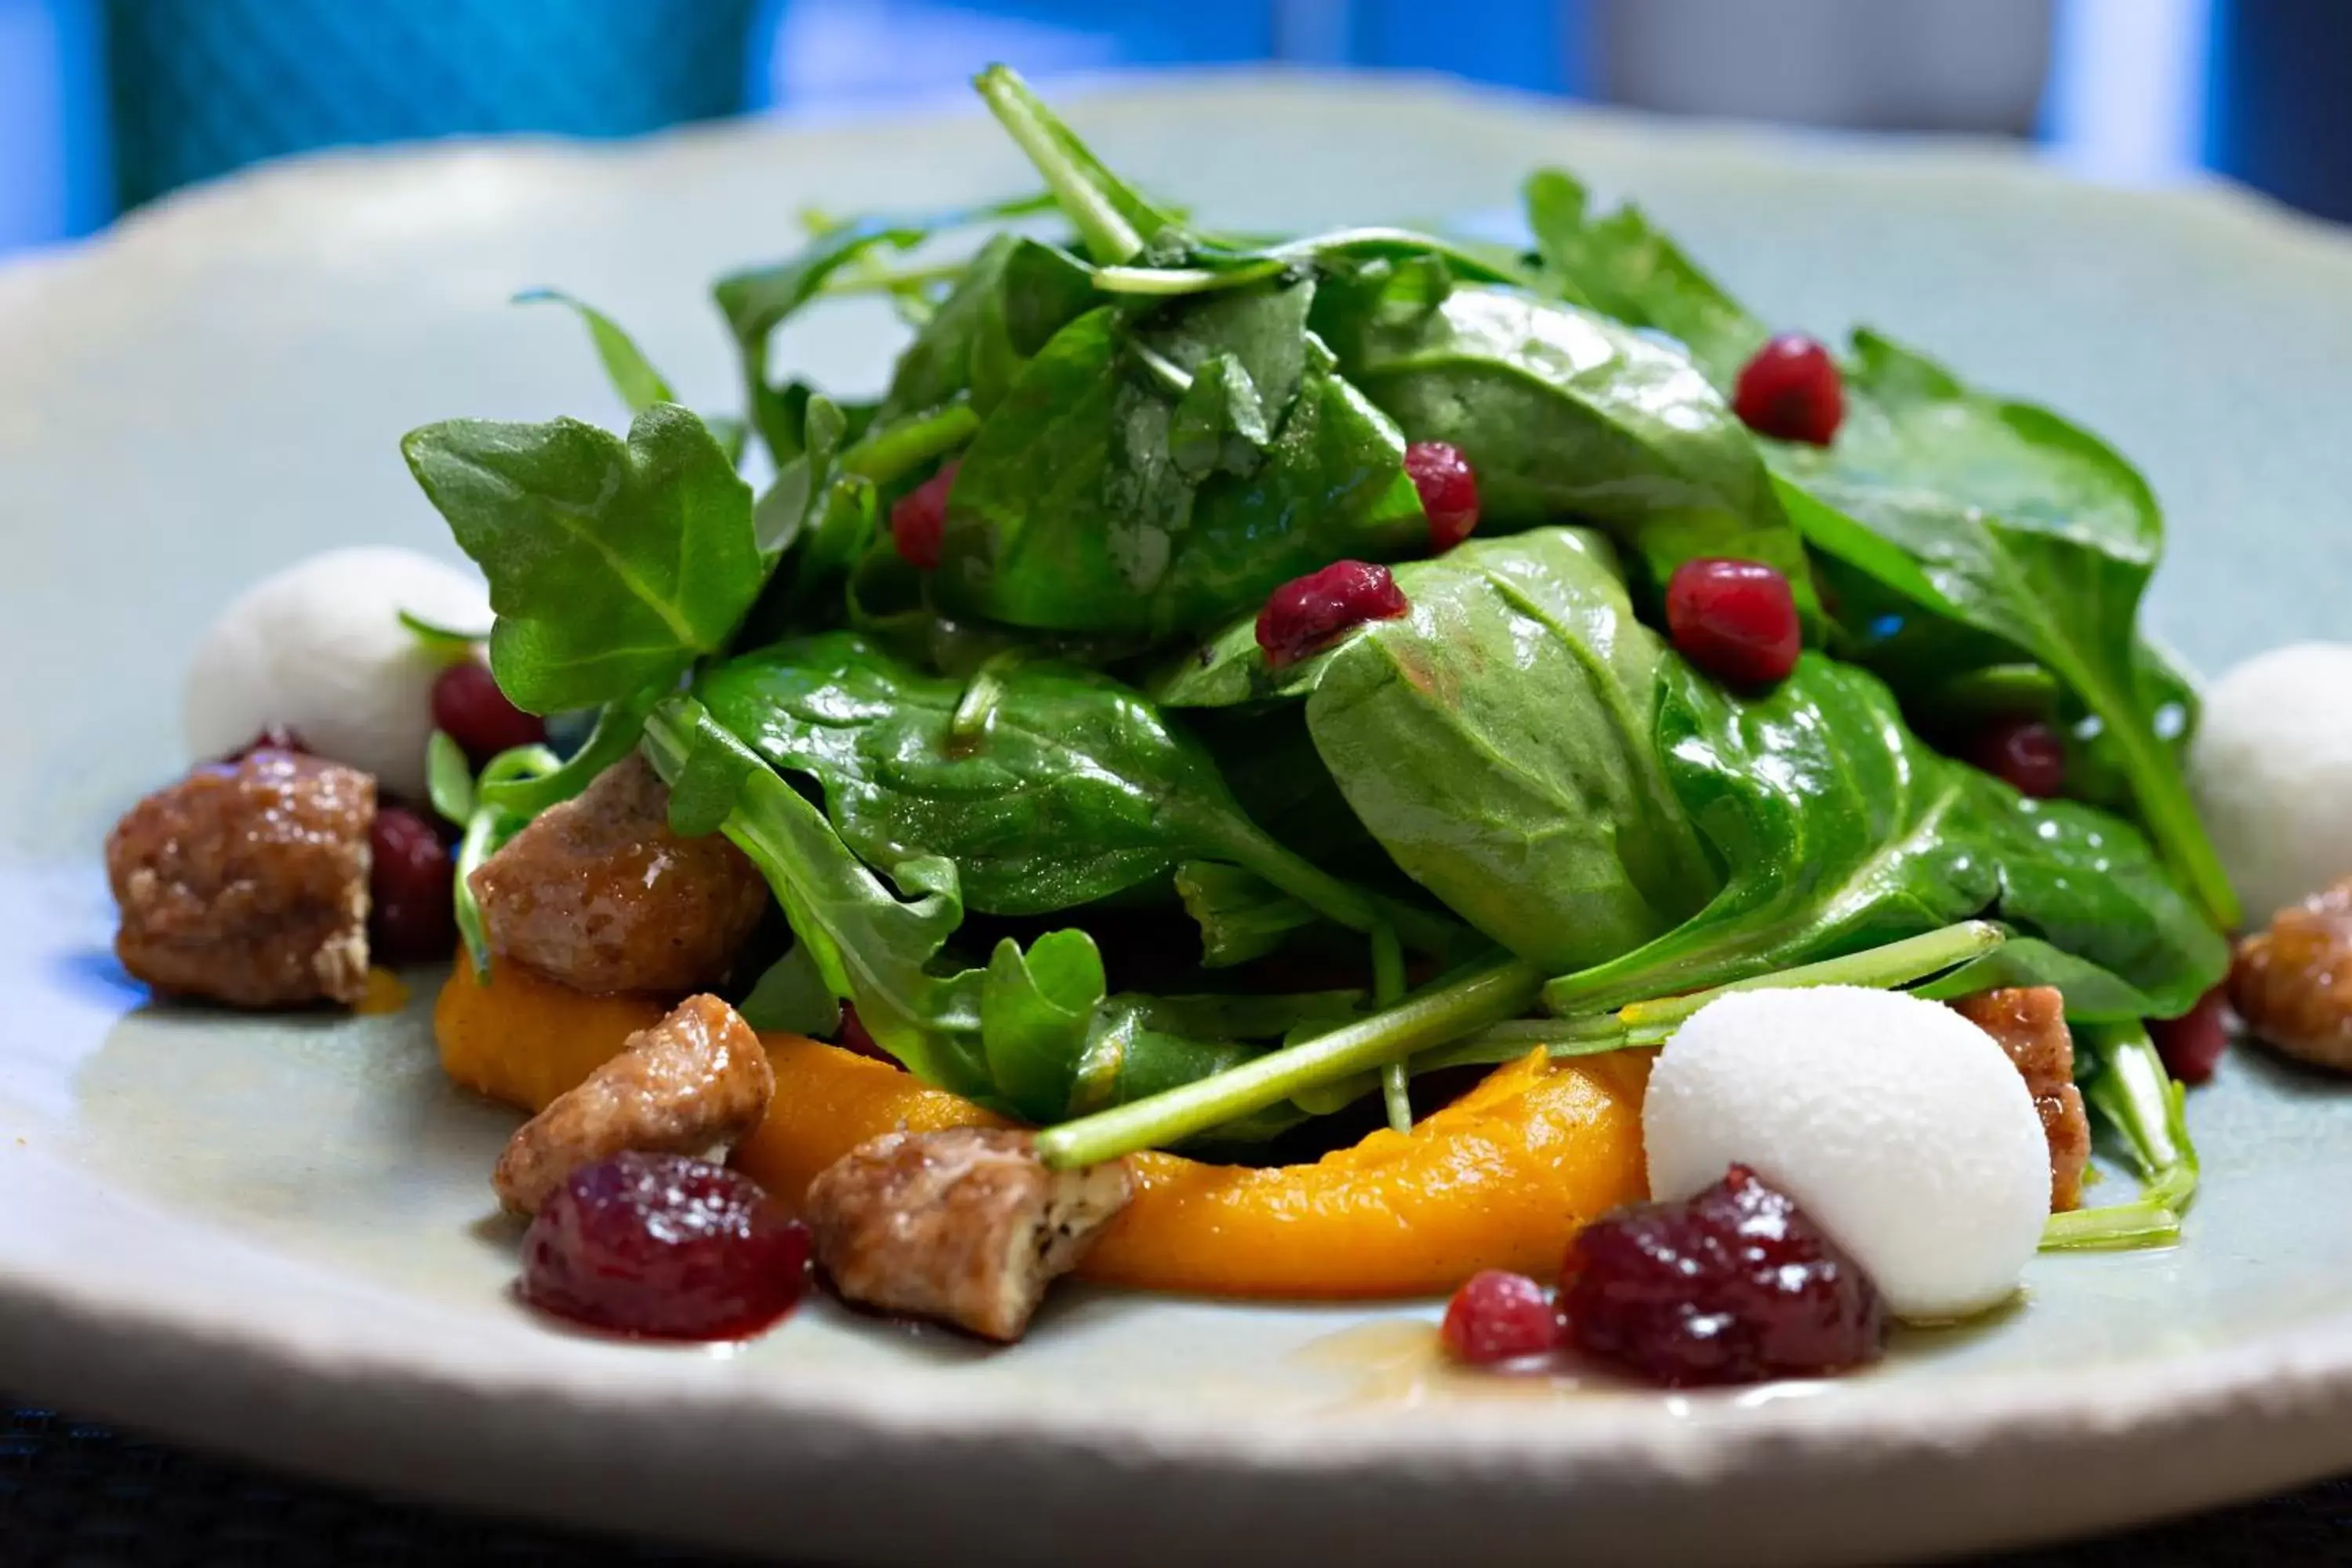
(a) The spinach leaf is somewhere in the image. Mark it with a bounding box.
[880,234,1098,423]
[695,631,1460,952]
[1911,936,2170,1022]
[1541,654,2227,1018]
[937,298,1426,637]
[1525,172,2234,927]
[1323,279,1816,603]
[401,405,760,714]
[1161,528,1717,974]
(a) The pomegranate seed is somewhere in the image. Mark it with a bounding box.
[1404,441,1480,553]
[2151,985,2232,1085]
[521,1152,811,1341]
[1256,560,1409,668]
[1734,332,1844,445]
[891,460,960,570]
[1560,1164,1886,1388]
[220,724,308,762]
[834,1003,894,1065]
[1968,716,2067,799]
[369,804,457,960]
[431,661,545,764]
[1440,1269,1560,1365]
[1665,558,1802,689]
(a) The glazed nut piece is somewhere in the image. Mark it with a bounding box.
[106,749,376,1007]
[804,1127,1134,1342]
[2230,876,2352,1073]
[1948,985,2091,1213]
[493,994,775,1216]
[467,753,769,996]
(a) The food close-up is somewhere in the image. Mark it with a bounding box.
[93,66,2351,1389]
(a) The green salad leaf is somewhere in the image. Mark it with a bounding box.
[402,405,759,714]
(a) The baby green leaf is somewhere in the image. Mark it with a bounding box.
[424,731,475,825]
[516,289,677,413]
[737,942,841,1038]
[1175,862,1318,967]
[397,609,488,663]
[403,405,759,714]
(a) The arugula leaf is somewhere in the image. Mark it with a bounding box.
[516,289,677,413]
[694,630,1459,953]
[401,405,759,714]
[1320,277,1817,606]
[736,942,840,1037]
[938,297,1426,636]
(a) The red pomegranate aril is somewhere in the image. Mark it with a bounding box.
[521,1152,812,1341]
[369,804,458,960]
[1968,716,2067,799]
[1404,441,1481,553]
[1559,1164,1886,1388]
[431,660,546,764]
[1734,332,1844,445]
[1256,560,1409,668]
[2151,985,2232,1086]
[1665,558,1802,689]
[1441,1269,1561,1365]
[891,460,960,570]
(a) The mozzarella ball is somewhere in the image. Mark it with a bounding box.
[2189,642,2352,925]
[183,547,491,800]
[1643,986,2050,1323]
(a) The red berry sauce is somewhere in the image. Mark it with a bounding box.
[1733,332,1844,446]
[1559,1164,1886,1388]
[431,660,546,764]
[891,460,960,570]
[1440,1269,1561,1366]
[1968,716,2067,799]
[1256,561,1408,668]
[1665,558,1802,689]
[2151,985,2232,1086]
[368,804,458,960]
[521,1152,812,1341]
[1404,441,1480,553]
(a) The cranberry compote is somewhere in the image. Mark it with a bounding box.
[890,460,960,570]
[1441,1269,1560,1366]
[1404,441,1480,552]
[1256,561,1408,668]
[1968,716,2067,799]
[431,660,546,763]
[1664,558,1802,689]
[521,1152,812,1341]
[2151,985,2232,1086]
[1559,1165,1886,1388]
[368,804,457,960]
[1733,332,1843,445]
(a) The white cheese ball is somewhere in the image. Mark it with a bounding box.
[1643,986,2050,1323]
[2189,642,2352,926]
[182,546,491,800]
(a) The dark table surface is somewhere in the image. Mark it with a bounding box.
[5,1400,2347,1566]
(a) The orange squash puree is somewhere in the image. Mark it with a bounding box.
[435,958,1651,1299]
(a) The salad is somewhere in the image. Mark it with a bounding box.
[104,69,2352,1388]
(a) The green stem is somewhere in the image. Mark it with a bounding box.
[974,66,1143,264]
[1036,954,1544,1169]
[1204,818,1462,958]
[2040,1022,2199,1252]
[949,652,1024,746]
[839,401,979,486]
[1611,920,2007,1034]
[1372,925,1410,1134]
[1094,259,1290,296]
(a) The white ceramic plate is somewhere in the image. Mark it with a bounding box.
[5,73,2352,1567]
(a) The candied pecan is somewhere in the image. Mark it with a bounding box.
[493,994,775,1216]
[107,750,374,1007]
[804,1127,1132,1342]
[2231,877,2352,1073]
[1950,985,2090,1212]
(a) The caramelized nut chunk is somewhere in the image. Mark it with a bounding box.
[106,750,375,1007]
[804,1127,1133,1342]
[1950,986,2090,1212]
[2230,877,2352,1073]
[468,753,768,995]
[494,994,774,1216]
